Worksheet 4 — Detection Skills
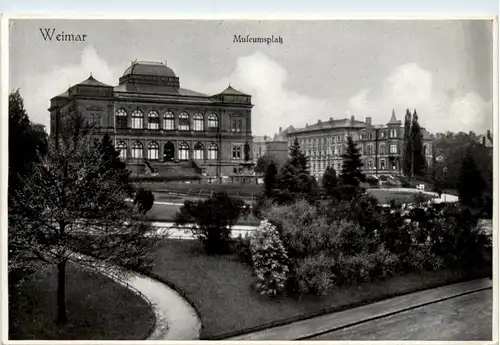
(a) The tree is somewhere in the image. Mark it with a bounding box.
[97,133,133,197]
[273,138,315,203]
[458,148,486,209]
[9,89,48,194]
[174,192,248,254]
[410,110,426,178]
[134,188,155,214]
[340,136,365,187]
[402,109,412,177]
[321,165,338,195]
[264,161,278,196]
[8,116,164,324]
[255,155,274,174]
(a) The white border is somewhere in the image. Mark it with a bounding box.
[1,13,499,345]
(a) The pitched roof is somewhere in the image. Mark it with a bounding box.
[214,85,250,97]
[289,118,367,133]
[77,75,112,87]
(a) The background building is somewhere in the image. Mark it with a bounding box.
[286,111,433,180]
[49,61,254,178]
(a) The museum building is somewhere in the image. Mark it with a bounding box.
[49,61,254,177]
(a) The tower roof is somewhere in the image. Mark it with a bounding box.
[77,75,111,87]
[215,85,250,97]
[387,109,401,125]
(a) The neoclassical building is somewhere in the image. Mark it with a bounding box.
[286,111,433,179]
[49,61,254,177]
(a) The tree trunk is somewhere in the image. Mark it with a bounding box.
[56,260,67,324]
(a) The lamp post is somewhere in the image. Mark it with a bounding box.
[442,166,448,202]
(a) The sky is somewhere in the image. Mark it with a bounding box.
[8,19,495,136]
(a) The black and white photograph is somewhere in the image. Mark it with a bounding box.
[4,16,497,342]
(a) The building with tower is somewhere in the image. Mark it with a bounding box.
[49,61,254,178]
[285,111,433,180]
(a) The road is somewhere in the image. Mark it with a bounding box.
[309,289,492,341]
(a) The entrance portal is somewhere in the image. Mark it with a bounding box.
[163,141,174,161]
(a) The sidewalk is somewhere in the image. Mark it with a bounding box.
[225,278,492,340]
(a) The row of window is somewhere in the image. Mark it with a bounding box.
[116,140,219,160]
[360,128,398,140]
[310,158,398,174]
[115,109,220,131]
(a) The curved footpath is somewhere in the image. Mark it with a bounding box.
[75,252,201,340]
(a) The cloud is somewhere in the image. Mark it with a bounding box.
[346,63,492,134]
[21,46,121,129]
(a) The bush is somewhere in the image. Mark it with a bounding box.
[293,254,335,296]
[233,234,252,267]
[174,192,248,254]
[134,188,155,214]
[366,176,379,187]
[401,246,444,272]
[249,220,290,296]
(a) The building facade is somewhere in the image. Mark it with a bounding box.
[49,61,254,178]
[286,111,433,180]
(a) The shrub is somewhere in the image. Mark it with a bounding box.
[233,234,252,266]
[174,192,248,254]
[134,188,155,214]
[293,254,335,296]
[401,246,444,272]
[249,220,290,296]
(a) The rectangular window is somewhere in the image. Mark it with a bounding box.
[148,117,159,130]
[390,144,397,154]
[232,145,242,160]
[116,116,127,129]
[380,159,386,170]
[178,117,190,131]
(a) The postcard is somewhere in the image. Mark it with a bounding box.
[3,16,497,342]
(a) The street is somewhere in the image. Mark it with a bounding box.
[310,289,492,341]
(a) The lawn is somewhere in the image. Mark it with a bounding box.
[367,189,435,205]
[151,239,489,340]
[9,262,155,340]
[147,202,261,226]
[135,181,263,199]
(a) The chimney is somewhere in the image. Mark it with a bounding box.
[318,119,321,124]
[279,127,282,133]
[329,117,333,122]
[306,123,308,128]
[365,117,372,126]
[351,115,355,122]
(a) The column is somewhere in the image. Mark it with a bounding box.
[143,140,148,160]
[159,141,164,162]
[143,110,148,130]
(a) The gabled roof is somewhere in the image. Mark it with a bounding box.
[77,75,112,87]
[214,85,250,97]
[289,118,367,133]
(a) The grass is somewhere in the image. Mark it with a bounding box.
[152,239,489,340]
[367,189,435,205]
[9,262,155,340]
[135,181,263,198]
[146,201,261,226]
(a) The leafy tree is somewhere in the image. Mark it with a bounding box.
[321,165,338,195]
[8,89,48,193]
[458,148,486,209]
[8,115,164,325]
[340,136,365,187]
[134,188,155,214]
[410,110,426,178]
[288,137,308,172]
[264,161,278,196]
[174,192,249,254]
[255,155,274,174]
[402,109,412,177]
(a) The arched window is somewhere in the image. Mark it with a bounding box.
[193,142,204,160]
[131,141,143,158]
[178,112,189,131]
[115,109,128,129]
[208,143,218,160]
[148,111,159,130]
[148,141,159,160]
[193,113,204,131]
[178,142,189,160]
[207,113,218,130]
[116,140,127,160]
[367,145,373,155]
[131,110,143,129]
[163,111,175,130]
